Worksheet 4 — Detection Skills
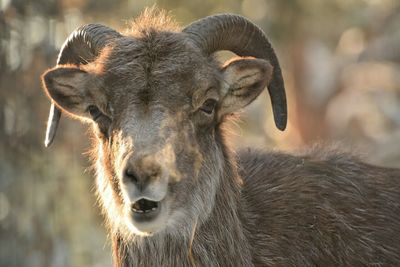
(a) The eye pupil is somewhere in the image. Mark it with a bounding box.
[200,99,217,115]
[87,105,102,121]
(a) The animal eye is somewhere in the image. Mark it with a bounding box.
[87,105,103,121]
[200,99,217,115]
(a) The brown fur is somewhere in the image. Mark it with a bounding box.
[41,9,400,267]
[239,147,400,266]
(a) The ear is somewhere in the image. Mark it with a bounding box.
[219,58,273,116]
[42,66,95,119]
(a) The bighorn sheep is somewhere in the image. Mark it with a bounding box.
[41,10,400,266]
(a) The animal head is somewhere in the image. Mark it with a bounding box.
[41,10,287,237]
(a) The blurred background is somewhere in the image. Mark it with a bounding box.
[0,0,399,266]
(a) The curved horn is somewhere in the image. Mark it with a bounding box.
[45,24,121,147]
[183,14,287,130]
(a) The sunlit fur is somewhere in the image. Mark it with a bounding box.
[43,8,400,267]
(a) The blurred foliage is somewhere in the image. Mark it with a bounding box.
[0,0,399,266]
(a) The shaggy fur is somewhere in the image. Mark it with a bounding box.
[239,148,400,266]
[41,9,400,267]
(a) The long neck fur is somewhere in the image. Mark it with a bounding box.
[108,147,254,267]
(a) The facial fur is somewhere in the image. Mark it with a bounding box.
[41,11,273,239]
[91,29,225,238]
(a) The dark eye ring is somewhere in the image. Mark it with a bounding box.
[199,99,217,115]
[87,105,103,121]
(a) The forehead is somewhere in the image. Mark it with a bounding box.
[102,31,219,109]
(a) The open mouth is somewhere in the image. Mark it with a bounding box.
[131,199,159,214]
[127,198,167,233]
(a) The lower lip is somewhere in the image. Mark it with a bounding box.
[131,202,162,223]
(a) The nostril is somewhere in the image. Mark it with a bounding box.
[124,168,139,183]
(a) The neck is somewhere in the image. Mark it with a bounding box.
[111,155,253,267]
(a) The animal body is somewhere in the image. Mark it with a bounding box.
[41,9,400,267]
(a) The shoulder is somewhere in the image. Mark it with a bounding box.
[236,144,399,192]
[237,144,359,169]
